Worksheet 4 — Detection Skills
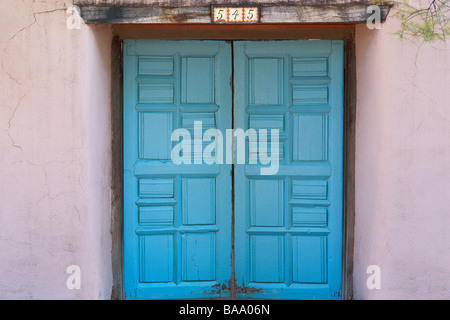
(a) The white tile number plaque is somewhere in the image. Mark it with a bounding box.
[212,6,260,23]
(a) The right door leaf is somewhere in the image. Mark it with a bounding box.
[233,40,345,299]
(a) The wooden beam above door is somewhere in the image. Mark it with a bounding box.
[74,0,392,24]
[74,0,385,5]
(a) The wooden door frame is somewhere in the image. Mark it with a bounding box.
[110,25,356,300]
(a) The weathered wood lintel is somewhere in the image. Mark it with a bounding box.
[79,5,391,24]
[74,0,390,7]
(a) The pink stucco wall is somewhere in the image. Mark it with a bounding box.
[0,0,449,299]
[0,0,112,299]
[354,15,450,299]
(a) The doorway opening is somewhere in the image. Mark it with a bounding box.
[121,39,346,300]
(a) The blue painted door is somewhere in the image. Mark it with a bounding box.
[233,40,344,299]
[123,40,233,299]
[124,39,344,300]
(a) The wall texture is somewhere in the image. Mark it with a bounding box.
[0,0,449,300]
[0,0,113,299]
[354,15,450,299]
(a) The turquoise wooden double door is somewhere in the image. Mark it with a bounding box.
[124,40,344,300]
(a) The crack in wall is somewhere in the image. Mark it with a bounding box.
[6,94,26,153]
[1,2,67,88]
[7,94,26,130]
[2,2,67,158]
[7,132,24,153]
[410,41,450,129]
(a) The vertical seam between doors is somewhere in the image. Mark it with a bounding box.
[229,40,236,298]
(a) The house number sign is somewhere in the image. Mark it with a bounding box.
[212,6,260,23]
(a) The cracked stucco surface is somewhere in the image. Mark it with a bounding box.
[354,12,450,299]
[0,0,112,299]
[0,0,449,300]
